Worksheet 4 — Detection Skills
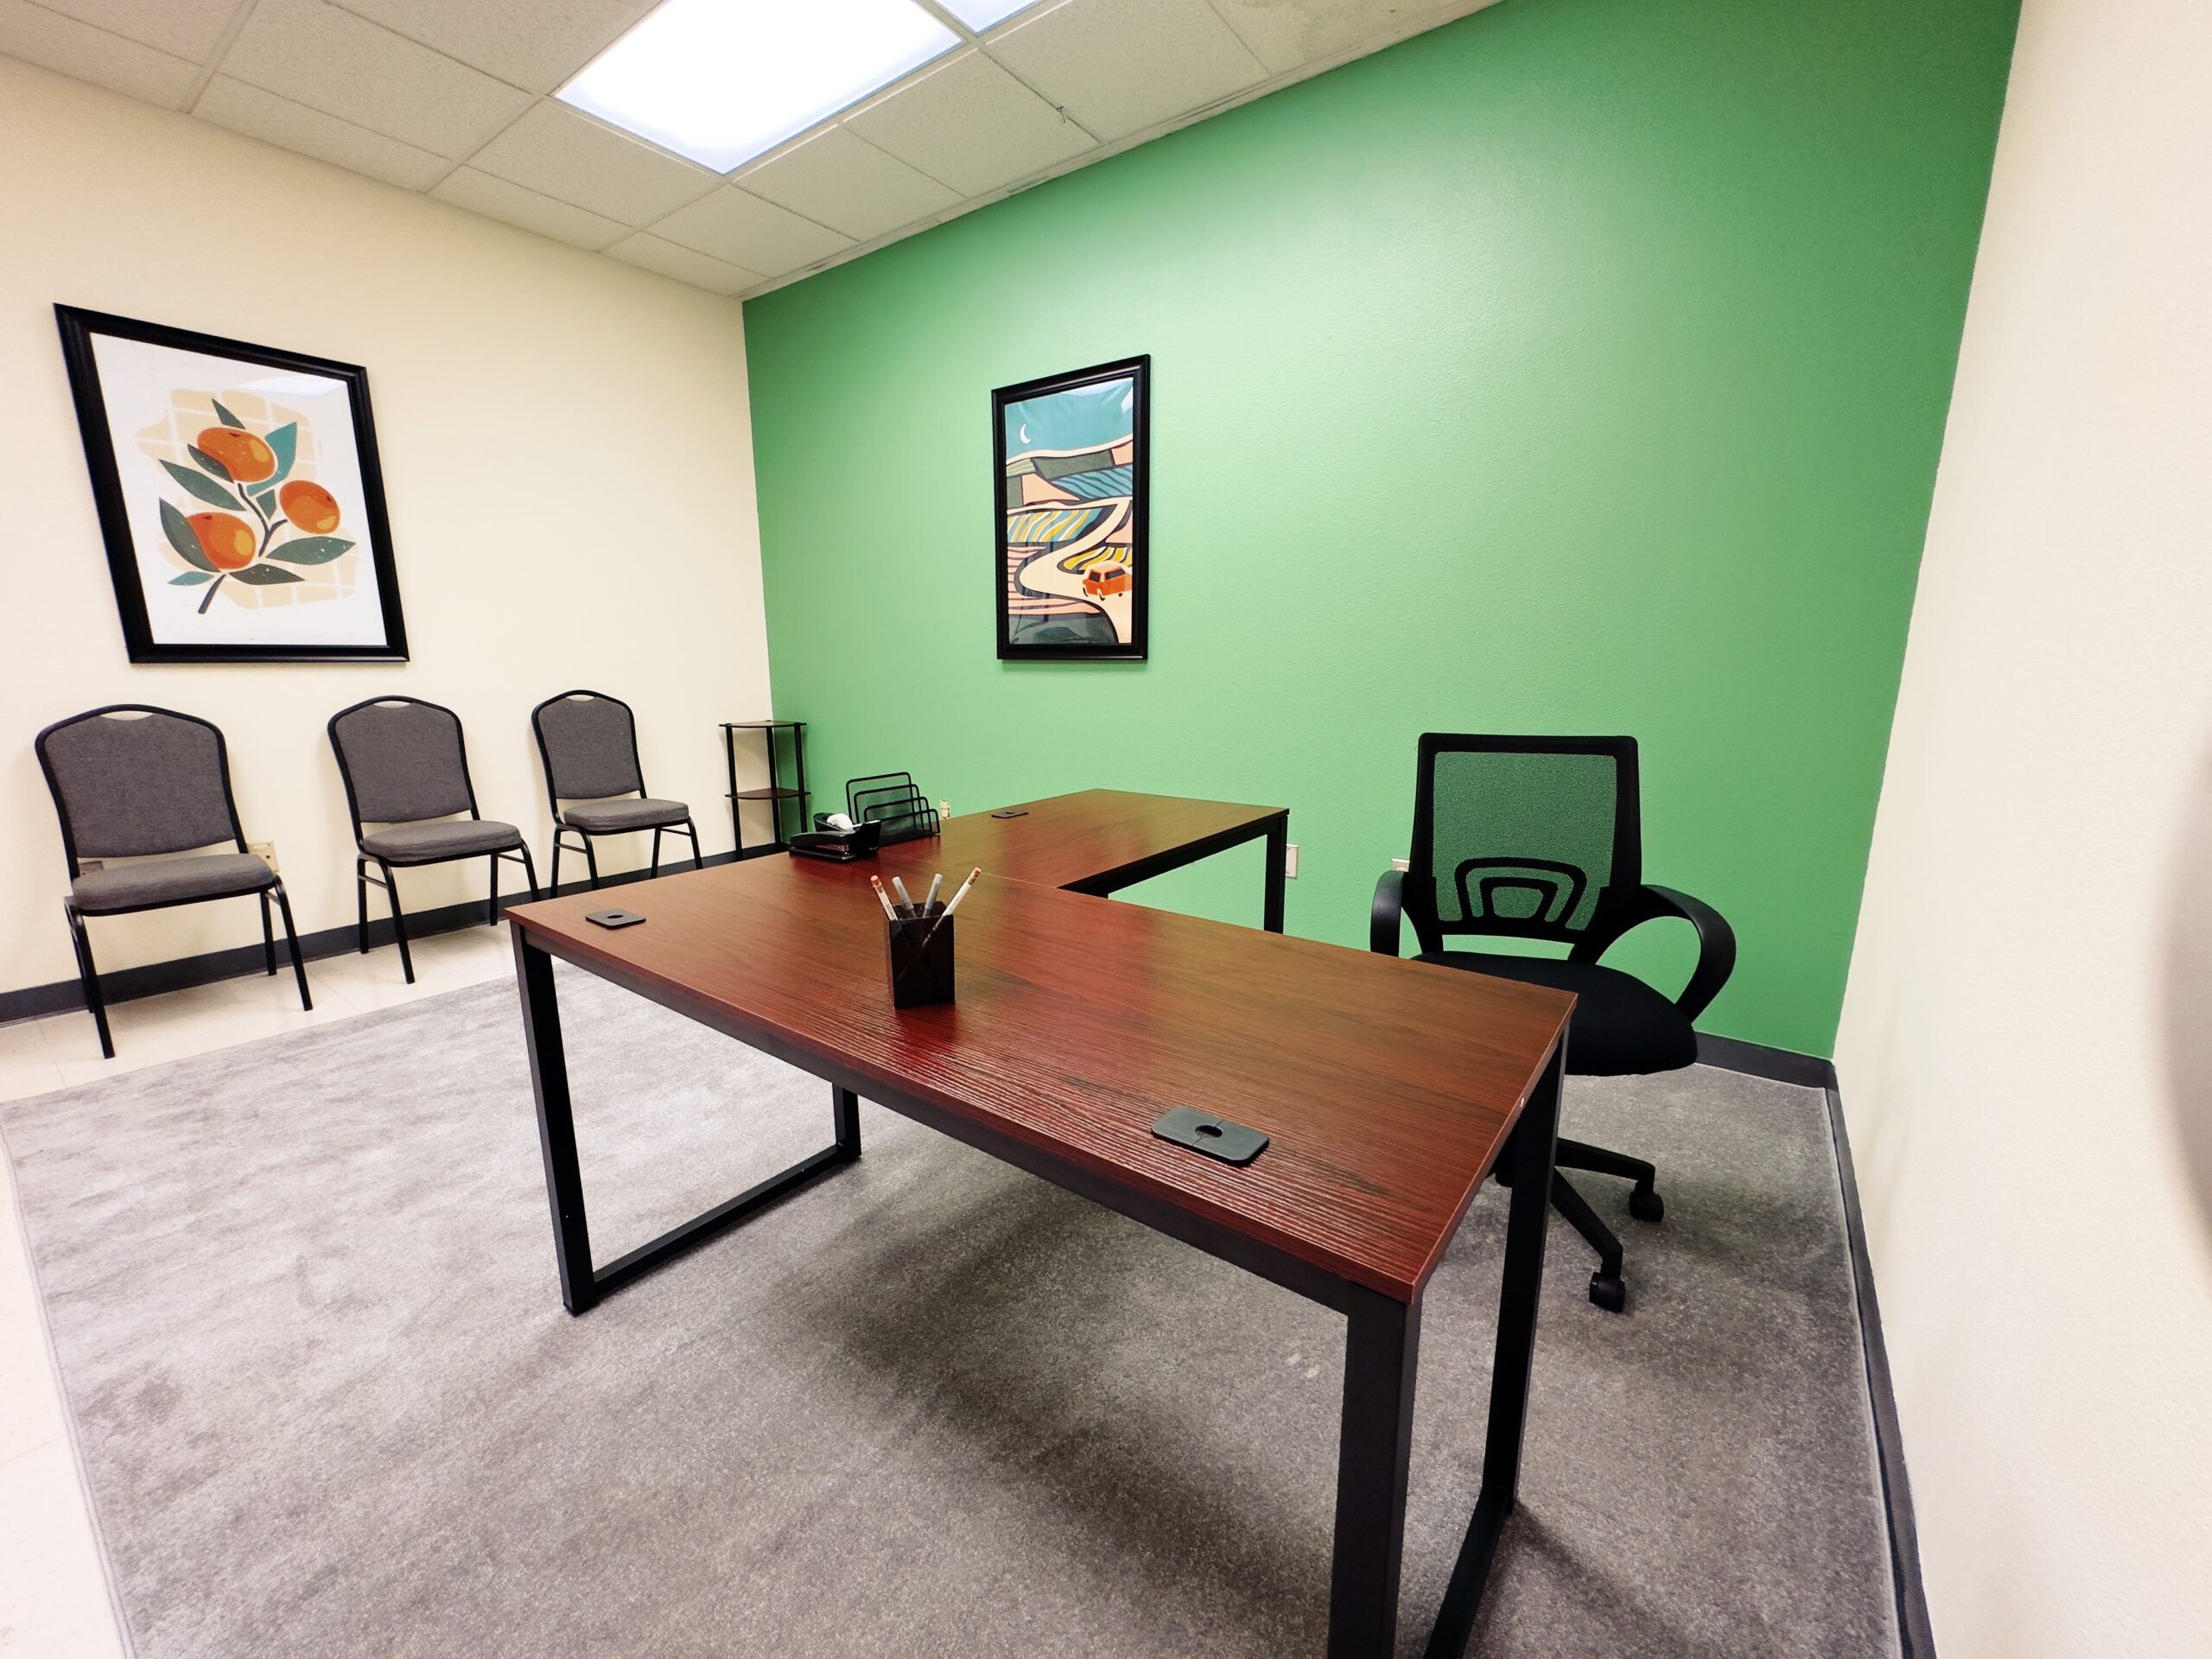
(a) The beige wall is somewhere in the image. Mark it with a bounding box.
[1834,0,2212,1654]
[0,59,772,996]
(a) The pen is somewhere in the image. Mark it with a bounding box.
[924,873,943,913]
[891,875,917,918]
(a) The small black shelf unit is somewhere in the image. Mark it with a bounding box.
[721,720,809,859]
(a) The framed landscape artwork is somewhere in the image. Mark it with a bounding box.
[56,305,407,664]
[994,355,1149,661]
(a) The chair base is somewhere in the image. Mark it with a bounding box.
[1496,1136,1664,1313]
[550,816,702,895]
[64,880,311,1061]
[359,843,540,985]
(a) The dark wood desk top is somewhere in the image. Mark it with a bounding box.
[877,789,1285,893]
[507,793,1571,1303]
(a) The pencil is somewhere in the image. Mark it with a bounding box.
[868,876,903,926]
[918,868,982,949]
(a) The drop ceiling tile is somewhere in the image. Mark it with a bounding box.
[196,75,451,191]
[736,127,960,244]
[31,0,238,60]
[0,0,196,105]
[648,187,852,281]
[604,232,761,297]
[219,0,532,160]
[1207,0,1471,75]
[430,166,626,251]
[988,0,1267,143]
[847,48,1093,199]
[467,100,720,227]
[331,0,652,95]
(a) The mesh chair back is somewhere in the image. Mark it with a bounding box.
[533,692,644,801]
[1408,734,1641,946]
[328,698,476,826]
[36,707,242,863]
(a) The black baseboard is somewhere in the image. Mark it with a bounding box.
[0,851,736,1027]
[1821,1080,1937,1659]
[1694,1031,1839,1090]
[1698,1031,1934,1657]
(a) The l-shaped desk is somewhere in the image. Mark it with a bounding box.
[506,790,1573,1659]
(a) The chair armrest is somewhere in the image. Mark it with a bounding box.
[1636,884,1737,1022]
[1370,868,1406,957]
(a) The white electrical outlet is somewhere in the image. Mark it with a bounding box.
[1391,857,1411,873]
[1286,843,1300,879]
[249,840,279,874]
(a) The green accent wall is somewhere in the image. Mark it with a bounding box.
[743,0,2018,1057]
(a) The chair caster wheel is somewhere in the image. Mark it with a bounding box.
[1588,1272,1625,1313]
[1628,1185,1663,1223]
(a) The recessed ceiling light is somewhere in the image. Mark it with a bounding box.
[938,0,1041,28]
[559,0,959,175]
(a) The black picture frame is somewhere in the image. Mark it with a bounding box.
[994,354,1149,661]
[55,304,409,664]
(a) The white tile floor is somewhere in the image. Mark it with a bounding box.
[0,925,516,1657]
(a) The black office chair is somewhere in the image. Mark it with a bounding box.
[328,696,540,983]
[531,690,700,892]
[1370,734,1736,1311]
[35,704,310,1059]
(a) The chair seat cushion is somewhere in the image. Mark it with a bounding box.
[1414,950,1698,1076]
[72,852,275,914]
[361,818,523,864]
[562,797,689,833]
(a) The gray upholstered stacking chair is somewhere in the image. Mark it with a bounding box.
[35,705,310,1059]
[327,696,539,983]
[531,690,701,892]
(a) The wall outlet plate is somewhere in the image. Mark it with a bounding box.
[1286,842,1300,879]
[1391,857,1411,873]
[248,840,278,873]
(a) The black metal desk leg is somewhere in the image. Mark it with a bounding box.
[1327,1285,1421,1658]
[515,928,597,1314]
[1263,815,1288,934]
[833,1085,861,1157]
[1424,1033,1567,1658]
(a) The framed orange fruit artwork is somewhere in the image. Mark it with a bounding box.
[56,305,407,664]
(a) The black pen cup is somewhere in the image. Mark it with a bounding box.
[887,910,954,1007]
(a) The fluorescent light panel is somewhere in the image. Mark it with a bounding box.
[938,0,1042,27]
[559,0,958,174]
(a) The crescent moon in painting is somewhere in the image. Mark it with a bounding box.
[1019,423,1031,442]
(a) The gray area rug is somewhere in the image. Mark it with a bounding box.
[2,969,1896,1657]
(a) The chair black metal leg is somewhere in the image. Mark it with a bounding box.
[1551,1171,1625,1312]
[355,857,370,953]
[549,832,563,897]
[650,826,662,879]
[259,891,276,976]
[582,835,601,891]
[63,903,114,1060]
[271,881,312,1013]
[516,842,543,902]
[683,817,703,873]
[378,858,416,984]
[488,852,500,925]
[1556,1136,1663,1222]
